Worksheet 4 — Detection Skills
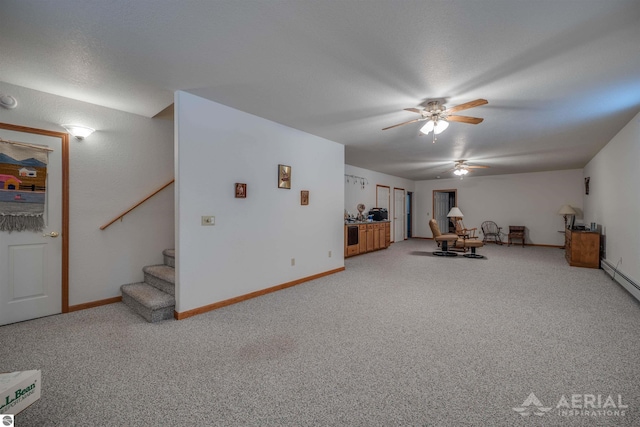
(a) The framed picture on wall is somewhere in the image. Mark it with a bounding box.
[278,164,291,189]
[301,190,309,205]
[235,183,246,198]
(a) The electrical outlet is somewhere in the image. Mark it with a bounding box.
[328,251,332,258]
[201,216,215,226]
[291,258,295,266]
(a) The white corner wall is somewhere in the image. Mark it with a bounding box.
[583,111,640,292]
[414,169,583,246]
[344,164,415,242]
[0,81,175,306]
[175,92,344,313]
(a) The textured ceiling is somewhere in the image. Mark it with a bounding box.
[1,0,639,180]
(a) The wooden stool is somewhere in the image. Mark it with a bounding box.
[463,240,484,258]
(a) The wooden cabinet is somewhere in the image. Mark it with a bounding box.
[366,224,374,252]
[344,225,359,257]
[344,222,391,257]
[378,224,386,249]
[385,222,391,247]
[565,229,600,268]
[358,225,367,254]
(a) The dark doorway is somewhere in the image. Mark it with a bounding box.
[406,192,413,238]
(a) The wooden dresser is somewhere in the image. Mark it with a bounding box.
[565,229,600,268]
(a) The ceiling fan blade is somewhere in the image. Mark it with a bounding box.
[446,99,488,114]
[382,118,422,130]
[467,165,490,169]
[446,115,484,124]
[403,108,424,114]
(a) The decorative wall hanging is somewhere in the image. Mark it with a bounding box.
[301,190,309,205]
[278,164,291,189]
[584,177,590,195]
[235,183,247,198]
[0,139,50,232]
[344,174,368,189]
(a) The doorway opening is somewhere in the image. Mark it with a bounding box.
[433,189,457,234]
[406,192,413,238]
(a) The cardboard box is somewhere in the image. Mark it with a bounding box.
[0,370,41,415]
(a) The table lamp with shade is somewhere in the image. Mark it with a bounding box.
[558,205,576,229]
[447,207,464,234]
[447,207,464,221]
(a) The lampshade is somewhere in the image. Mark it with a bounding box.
[419,120,435,134]
[433,120,449,134]
[61,124,95,140]
[558,205,576,215]
[447,207,464,218]
[453,168,469,176]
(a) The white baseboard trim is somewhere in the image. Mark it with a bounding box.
[601,259,640,303]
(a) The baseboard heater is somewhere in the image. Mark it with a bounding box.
[601,259,640,303]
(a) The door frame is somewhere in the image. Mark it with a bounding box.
[0,122,69,313]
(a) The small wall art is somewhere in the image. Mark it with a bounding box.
[301,190,309,205]
[584,177,590,195]
[235,183,246,198]
[278,164,291,189]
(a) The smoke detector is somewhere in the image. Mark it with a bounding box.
[0,94,17,109]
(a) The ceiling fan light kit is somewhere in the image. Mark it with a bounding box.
[448,160,490,177]
[383,98,487,143]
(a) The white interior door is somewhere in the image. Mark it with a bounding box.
[394,188,405,242]
[0,129,62,326]
[435,192,449,233]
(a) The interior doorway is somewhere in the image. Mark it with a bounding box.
[0,123,69,326]
[433,189,457,234]
[406,192,413,238]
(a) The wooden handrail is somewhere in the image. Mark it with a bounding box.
[100,179,174,230]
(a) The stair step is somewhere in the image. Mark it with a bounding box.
[163,249,175,268]
[143,264,175,296]
[121,282,175,323]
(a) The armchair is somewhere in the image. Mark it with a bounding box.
[481,221,503,245]
[454,219,478,239]
[429,219,466,256]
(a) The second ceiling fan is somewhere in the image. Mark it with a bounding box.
[447,160,490,176]
[383,98,488,142]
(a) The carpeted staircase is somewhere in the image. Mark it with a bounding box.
[121,249,175,322]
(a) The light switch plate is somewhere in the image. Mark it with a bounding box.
[201,216,215,226]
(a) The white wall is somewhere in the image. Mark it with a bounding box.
[175,92,344,313]
[344,164,415,241]
[0,81,175,305]
[583,111,640,291]
[414,169,583,245]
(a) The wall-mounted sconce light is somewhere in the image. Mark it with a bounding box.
[61,124,95,140]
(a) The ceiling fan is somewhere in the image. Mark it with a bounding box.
[447,160,490,177]
[382,99,488,142]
